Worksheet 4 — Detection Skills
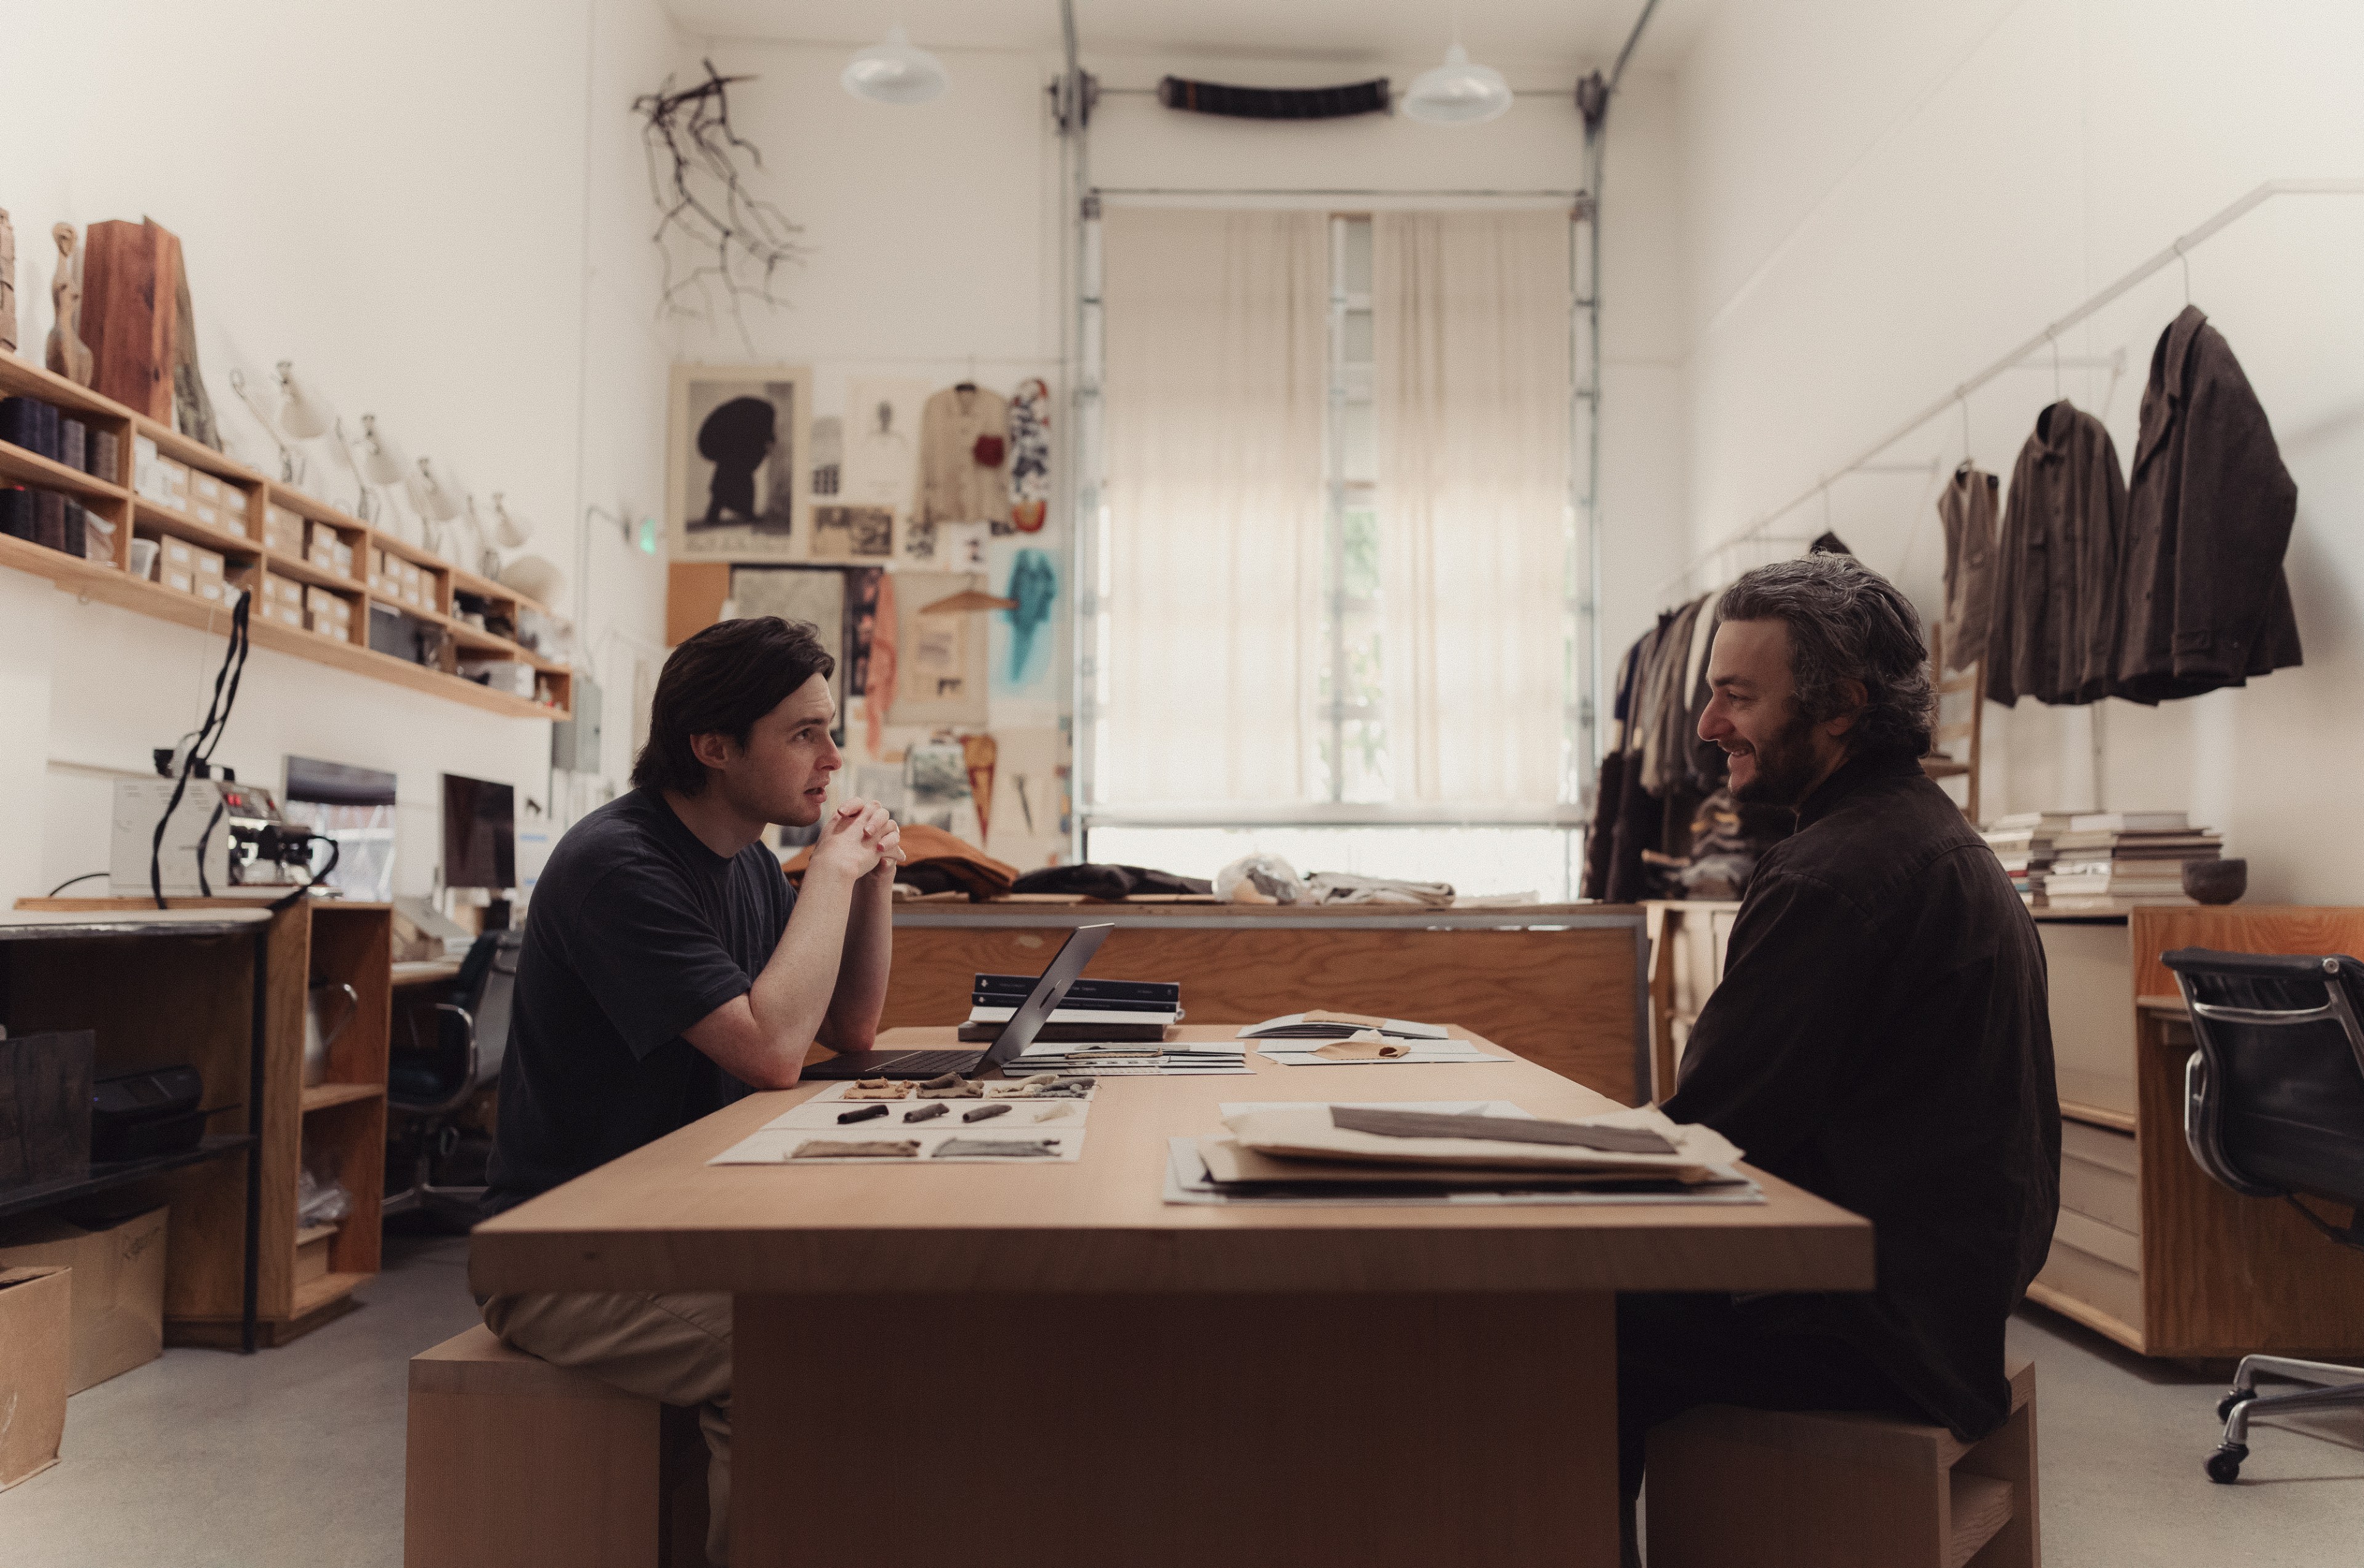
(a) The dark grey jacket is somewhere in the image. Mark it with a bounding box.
[1985,401,2126,706]
[2113,306,2302,702]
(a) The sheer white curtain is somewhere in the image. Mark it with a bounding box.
[1099,209,1328,806]
[1374,210,1573,806]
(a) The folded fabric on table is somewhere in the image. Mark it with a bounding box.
[1220,1103,1741,1181]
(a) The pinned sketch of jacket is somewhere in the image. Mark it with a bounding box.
[1985,401,2126,707]
[2112,307,2301,703]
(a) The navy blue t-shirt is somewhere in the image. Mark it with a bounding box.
[484,789,795,1215]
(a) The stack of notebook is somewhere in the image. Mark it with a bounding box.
[1982,812,2075,907]
[958,974,1182,1042]
[2041,811,2221,911]
[1164,1101,1760,1206]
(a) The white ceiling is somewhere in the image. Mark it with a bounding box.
[661,0,1717,70]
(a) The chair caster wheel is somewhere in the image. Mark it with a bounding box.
[2216,1389,2256,1423]
[2205,1444,2247,1484]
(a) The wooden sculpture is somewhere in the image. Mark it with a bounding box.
[0,209,16,356]
[46,223,94,385]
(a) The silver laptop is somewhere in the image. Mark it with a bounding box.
[799,923,1113,1080]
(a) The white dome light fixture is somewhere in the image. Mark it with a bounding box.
[841,26,949,106]
[1402,42,1512,126]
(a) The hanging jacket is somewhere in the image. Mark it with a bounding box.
[2112,306,2301,703]
[1937,465,2000,672]
[1985,401,2126,706]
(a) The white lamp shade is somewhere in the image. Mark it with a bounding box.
[275,362,331,438]
[842,26,948,105]
[358,415,406,484]
[491,493,533,549]
[1402,44,1513,125]
[412,457,463,523]
[499,553,565,606]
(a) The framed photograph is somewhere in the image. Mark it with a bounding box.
[810,504,894,561]
[669,363,815,561]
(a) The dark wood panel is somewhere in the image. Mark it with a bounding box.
[884,922,1644,1103]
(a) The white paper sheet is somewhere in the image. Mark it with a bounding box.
[1252,1040,1509,1067]
[1161,1139,1763,1207]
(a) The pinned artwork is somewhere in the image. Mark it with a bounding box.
[894,572,991,724]
[810,504,893,561]
[903,735,972,834]
[1008,377,1051,533]
[841,377,930,512]
[809,414,842,497]
[990,545,1060,701]
[729,565,850,728]
[668,363,814,561]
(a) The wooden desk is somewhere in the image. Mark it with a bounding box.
[472,1026,1871,1567]
[883,901,1653,1105]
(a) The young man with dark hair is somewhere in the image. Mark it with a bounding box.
[1616,554,2059,1562]
[480,614,900,1568]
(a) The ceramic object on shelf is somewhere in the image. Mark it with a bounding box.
[2184,858,2248,906]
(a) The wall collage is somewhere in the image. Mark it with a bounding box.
[665,363,1070,872]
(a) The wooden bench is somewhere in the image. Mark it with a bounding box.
[1646,1359,2038,1568]
[404,1325,708,1568]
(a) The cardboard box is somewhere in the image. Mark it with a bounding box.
[161,536,194,571]
[192,545,224,579]
[0,1266,69,1490]
[162,567,195,595]
[0,1207,167,1394]
[262,507,304,556]
[190,471,222,506]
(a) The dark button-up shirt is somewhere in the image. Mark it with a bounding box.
[1666,749,2060,1440]
[1987,401,2126,706]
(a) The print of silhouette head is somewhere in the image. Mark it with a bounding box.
[698,395,777,526]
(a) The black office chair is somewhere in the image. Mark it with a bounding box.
[2162,947,2364,1483]
[385,930,518,1221]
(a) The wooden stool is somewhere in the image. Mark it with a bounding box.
[405,1325,708,1568]
[1645,1358,2038,1568]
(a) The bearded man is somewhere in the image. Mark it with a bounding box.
[1616,555,2060,1554]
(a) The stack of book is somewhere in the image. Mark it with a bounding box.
[2039,811,2222,911]
[1982,813,2074,907]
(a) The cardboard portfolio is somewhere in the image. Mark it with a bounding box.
[0,1205,169,1393]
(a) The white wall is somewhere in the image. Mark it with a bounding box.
[0,0,677,906]
[664,33,1686,869]
[1676,0,2364,901]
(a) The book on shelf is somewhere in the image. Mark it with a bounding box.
[1987,811,2079,831]
[2066,810,2190,833]
[2049,856,2216,877]
[2048,829,2219,852]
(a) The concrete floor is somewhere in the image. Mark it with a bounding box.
[2,1236,2359,1565]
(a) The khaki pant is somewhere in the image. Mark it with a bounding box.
[482,1291,732,1567]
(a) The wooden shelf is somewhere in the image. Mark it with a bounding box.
[0,1134,256,1223]
[0,355,570,718]
[0,440,132,504]
[132,496,262,560]
[302,1082,385,1113]
[392,959,464,987]
[291,1269,370,1318]
[2058,1097,2137,1134]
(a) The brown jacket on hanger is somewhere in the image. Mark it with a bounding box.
[1936,465,1999,672]
[1985,401,2125,706]
[2113,306,2301,703]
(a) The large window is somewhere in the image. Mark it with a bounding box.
[1087,206,1578,893]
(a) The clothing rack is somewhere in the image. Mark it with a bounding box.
[1665,177,2364,606]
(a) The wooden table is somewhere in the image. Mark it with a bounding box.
[470,1026,1872,1567]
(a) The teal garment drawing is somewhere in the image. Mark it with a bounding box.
[1002,547,1057,685]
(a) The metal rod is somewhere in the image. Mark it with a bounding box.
[1092,186,1583,199]
[1610,0,1665,90]
[1060,0,1097,865]
[1687,179,2364,577]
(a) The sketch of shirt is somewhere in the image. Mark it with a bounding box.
[918,385,1011,525]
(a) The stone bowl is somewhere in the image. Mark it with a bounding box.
[2184,858,2248,905]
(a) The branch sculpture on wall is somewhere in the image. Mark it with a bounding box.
[633,59,806,337]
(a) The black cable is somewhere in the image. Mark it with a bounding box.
[150,590,253,909]
[270,835,341,913]
[195,797,228,898]
[46,871,108,898]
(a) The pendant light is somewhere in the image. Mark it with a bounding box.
[1402,42,1512,125]
[841,26,949,105]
